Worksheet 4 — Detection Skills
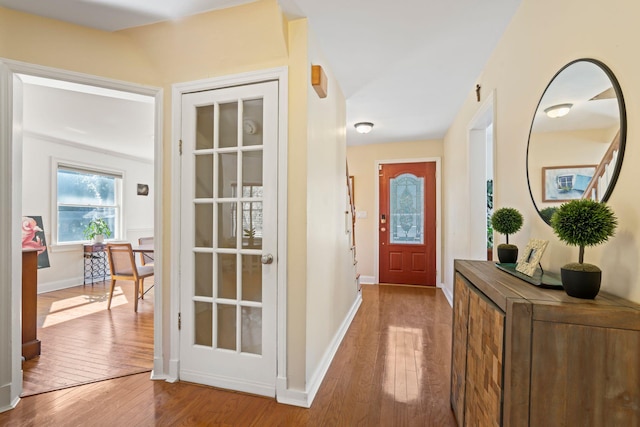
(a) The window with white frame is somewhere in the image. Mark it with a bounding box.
[56,164,122,244]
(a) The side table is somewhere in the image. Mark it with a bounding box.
[83,244,110,284]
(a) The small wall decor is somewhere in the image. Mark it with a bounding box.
[542,165,596,202]
[21,216,50,269]
[516,239,548,277]
[311,65,328,98]
[137,183,149,196]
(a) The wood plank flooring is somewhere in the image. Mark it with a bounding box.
[21,279,154,396]
[3,284,456,426]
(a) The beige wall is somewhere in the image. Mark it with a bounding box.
[304,29,356,385]
[284,17,308,391]
[347,140,444,281]
[529,128,612,208]
[1,0,356,401]
[443,0,640,302]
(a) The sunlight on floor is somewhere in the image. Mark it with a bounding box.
[384,325,424,403]
[41,288,128,328]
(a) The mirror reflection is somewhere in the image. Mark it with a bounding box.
[527,59,626,225]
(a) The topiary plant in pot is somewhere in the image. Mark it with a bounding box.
[491,207,524,263]
[551,199,617,299]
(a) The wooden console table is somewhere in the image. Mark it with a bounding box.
[22,249,41,360]
[451,259,640,426]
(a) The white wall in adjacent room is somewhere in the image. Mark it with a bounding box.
[22,133,154,293]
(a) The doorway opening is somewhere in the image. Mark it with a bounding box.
[0,60,163,401]
[468,93,495,261]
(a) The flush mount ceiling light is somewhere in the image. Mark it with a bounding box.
[354,122,374,134]
[544,103,573,118]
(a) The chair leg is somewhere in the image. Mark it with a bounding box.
[140,278,144,300]
[134,279,139,312]
[107,279,116,310]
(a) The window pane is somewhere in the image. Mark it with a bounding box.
[58,206,116,243]
[58,169,116,205]
[219,102,238,148]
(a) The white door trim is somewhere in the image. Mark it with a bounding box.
[374,157,442,286]
[0,58,163,411]
[170,67,288,395]
[467,90,496,261]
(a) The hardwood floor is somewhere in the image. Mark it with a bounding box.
[22,279,154,396]
[3,284,456,426]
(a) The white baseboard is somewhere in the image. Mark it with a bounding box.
[359,275,375,284]
[0,386,19,414]
[168,358,179,382]
[276,377,310,408]
[150,356,167,381]
[180,370,275,397]
[439,282,453,307]
[37,276,87,294]
[276,292,363,408]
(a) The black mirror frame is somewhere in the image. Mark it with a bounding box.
[526,58,627,225]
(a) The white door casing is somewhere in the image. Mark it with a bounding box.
[179,80,278,396]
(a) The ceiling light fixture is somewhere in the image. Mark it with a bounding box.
[544,103,573,118]
[354,122,374,134]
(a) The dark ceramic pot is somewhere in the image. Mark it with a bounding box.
[560,267,602,299]
[497,245,518,264]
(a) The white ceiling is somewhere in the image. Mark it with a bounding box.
[2,0,523,150]
[21,76,155,160]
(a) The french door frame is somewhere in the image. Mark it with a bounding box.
[170,68,288,395]
[374,158,442,286]
[0,58,163,411]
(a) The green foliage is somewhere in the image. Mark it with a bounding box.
[243,227,256,239]
[551,199,617,250]
[83,218,112,240]
[486,180,493,249]
[540,207,558,225]
[491,207,523,244]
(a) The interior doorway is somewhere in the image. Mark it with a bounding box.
[0,60,163,402]
[468,92,495,261]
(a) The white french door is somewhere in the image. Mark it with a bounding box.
[179,81,278,396]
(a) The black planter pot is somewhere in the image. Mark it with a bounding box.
[560,266,602,299]
[497,245,518,264]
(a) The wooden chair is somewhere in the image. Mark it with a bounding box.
[138,236,154,266]
[106,243,154,312]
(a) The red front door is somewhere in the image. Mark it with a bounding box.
[379,162,436,286]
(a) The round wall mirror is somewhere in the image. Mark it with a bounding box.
[526,59,626,225]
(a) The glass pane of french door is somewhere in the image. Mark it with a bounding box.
[192,96,264,354]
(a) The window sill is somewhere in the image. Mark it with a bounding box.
[49,242,85,253]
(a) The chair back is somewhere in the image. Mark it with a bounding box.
[138,236,154,266]
[106,243,137,278]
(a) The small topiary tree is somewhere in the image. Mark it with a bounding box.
[551,199,617,270]
[491,207,523,247]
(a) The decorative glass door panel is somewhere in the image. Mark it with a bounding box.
[390,173,424,245]
[180,81,278,396]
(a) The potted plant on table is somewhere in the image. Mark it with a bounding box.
[491,207,524,264]
[551,199,617,299]
[83,218,112,244]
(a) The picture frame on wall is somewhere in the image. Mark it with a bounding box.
[21,216,50,269]
[542,165,596,202]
